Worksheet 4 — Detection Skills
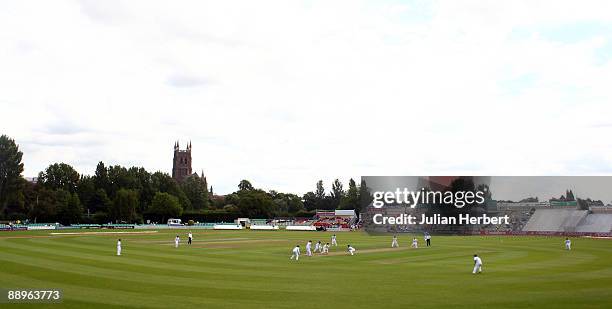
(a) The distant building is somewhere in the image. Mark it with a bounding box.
[549,201,578,207]
[172,141,192,182]
[590,205,612,214]
[497,201,551,211]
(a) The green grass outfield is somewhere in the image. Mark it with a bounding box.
[1,230,611,309]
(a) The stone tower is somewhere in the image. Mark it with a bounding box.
[172,141,192,182]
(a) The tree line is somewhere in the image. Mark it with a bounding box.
[0,135,370,224]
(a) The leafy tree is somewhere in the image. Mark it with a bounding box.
[151,172,191,210]
[315,180,325,200]
[359,179,372,212]
[77,175,96,210]
[223,204,238,212]
[181,174,209,210]
[331,179,344,199]
[302,191,318,211]
[286,194,305,213]
[92,212,110,224]
[233,189,273,218]
[340,178,359,210]
[330,178,345,208]
[0,135,24,215]
[225,183,273,218]
[319,196,336,210]
[93,161,110,194]
[3,178,26,219]
[149,192,182,221]
[38,163,80,193]
[127,167,154,212]
[56,190,83,224]
[238,179,254,191]
[27,187,58,223]
[22,180,37,218]
[107,165,133,197]
[271,192,304,215]
[111,189,139,222]
[313,180,330,210]
[88,188,112,213]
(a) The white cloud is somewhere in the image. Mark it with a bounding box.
[1,0,612,194]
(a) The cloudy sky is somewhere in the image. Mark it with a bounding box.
[2,0,612,195]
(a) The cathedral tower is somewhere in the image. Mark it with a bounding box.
[172,141,192,182]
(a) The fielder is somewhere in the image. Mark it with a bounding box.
[391,235,399,248]
[306,240,313,256]
[290,245,301,261]
[411,237,418,248]
[175,235,180,248]
[565,238,571,250]
[473,254,483,274]
[314,241,322,253]
[188,231,193,245]
[117,239,122,256]
[425,232,431,247]
[331,234,338,246]
[322,242,330,254]
[347,244,356,256]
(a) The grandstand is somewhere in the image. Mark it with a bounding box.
[313,210,357,230]
[575,214,612,233]
[249,219,270,226]
[522,209,586,232]
[290,218,315,226]
[523,209,612,234]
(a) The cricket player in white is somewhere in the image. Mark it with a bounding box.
[347,245,356,255]
[322,243,330,254]
[117,239,122,256]
[565,238,571,250]
[314,241,322,253]
[473,254,483,274]
[306,240,313,256]
[188,232,193,245]
[331,234,338,246]
[411,238,418,248]
[392,235,399,248]
[290,245,300,261]
[175,235,180,248]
